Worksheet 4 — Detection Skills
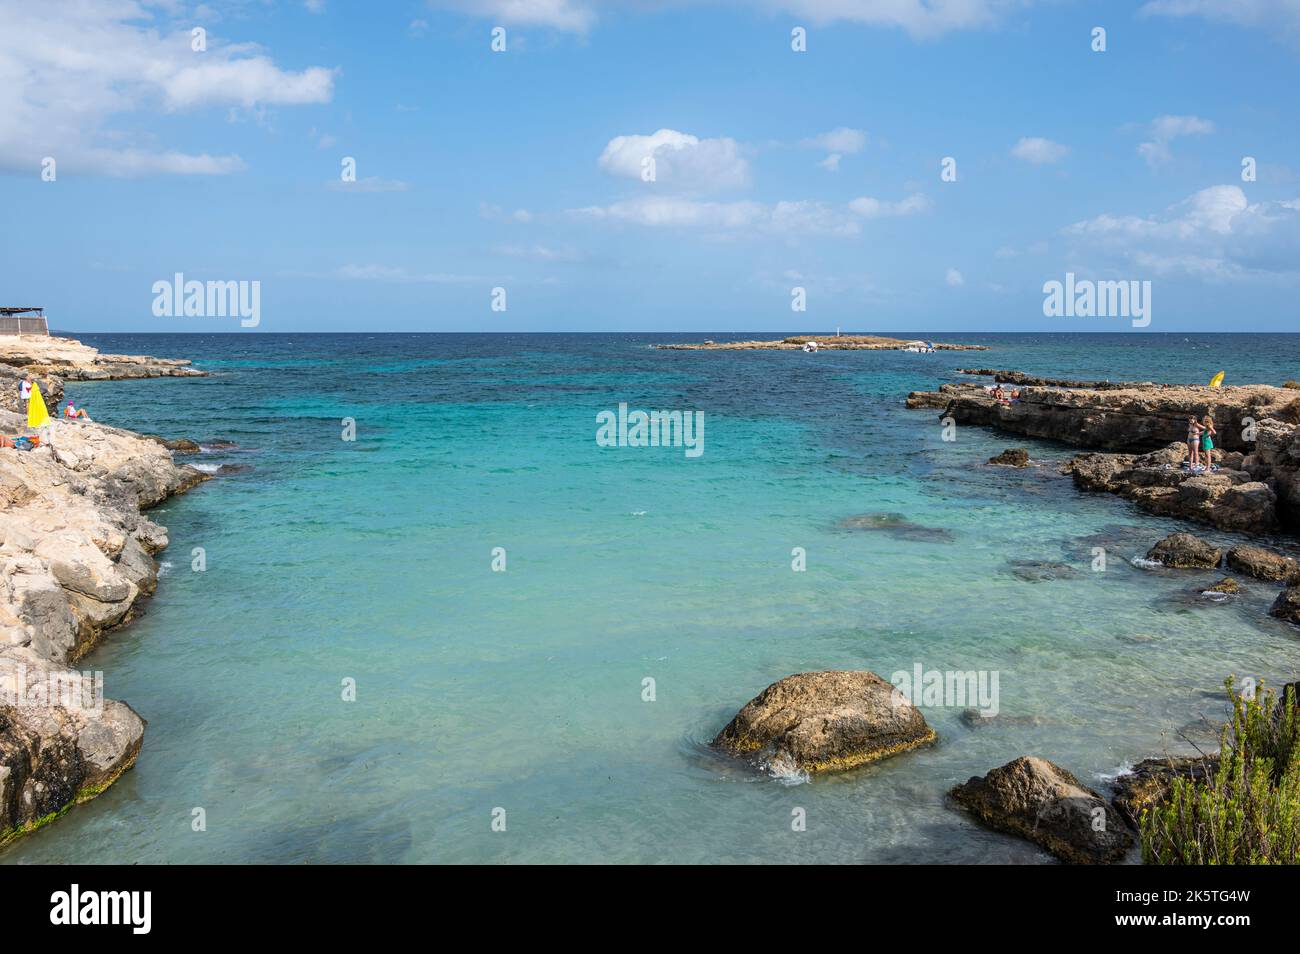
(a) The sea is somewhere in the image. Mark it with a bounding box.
[5,332,1299,864]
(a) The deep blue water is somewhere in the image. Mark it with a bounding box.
[4,332,1299,864]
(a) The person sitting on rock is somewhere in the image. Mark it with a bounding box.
[63,400,91,421]
[1186,416,1202,470]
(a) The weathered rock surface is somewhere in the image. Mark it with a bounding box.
[1145,533,1223,569]
[1067,445,1278,533]
[0,365,64,416]
[1270,585,1300,625]
[712,670,935,775]
[0,338,206,847]
[1111,756,1219,829]
[908,378,1300,453]
[988,448,1031,467]
[950,756,1134,864]
[1202,577,1240,596]
[0,335,204,382]
[909,374,1300,532]
[1226,545,1298,582]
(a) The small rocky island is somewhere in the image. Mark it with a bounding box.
[0,335,207,847]
[657,334,987,351]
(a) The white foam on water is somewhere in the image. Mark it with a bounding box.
[761,754,810,785]
[192,463,221,474]
[1130,556,1162,569]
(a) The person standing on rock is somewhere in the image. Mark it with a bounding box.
[20,374,32,404]
[1201,415,1217,471]
[1186,416,1202,470]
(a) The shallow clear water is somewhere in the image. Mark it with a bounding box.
[6,332,1300,864]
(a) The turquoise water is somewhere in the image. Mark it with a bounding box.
[6,332,1300,864]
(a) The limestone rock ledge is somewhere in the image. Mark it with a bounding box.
[908,374,1300,532]
[0,335,205,396]
[0,409,206,847]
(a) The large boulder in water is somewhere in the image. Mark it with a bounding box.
[712,671,935,775]
[1145,532,1222,569]
[1226,544,1298,582]
[950,756,1134,864]
[1270,585,1300,625]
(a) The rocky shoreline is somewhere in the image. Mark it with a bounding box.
[908,371,1300,533]
[656,334,987,351]
[0,337,206,848]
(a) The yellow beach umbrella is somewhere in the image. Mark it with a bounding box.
[1208,371,1225,388]
[27,381,51,428]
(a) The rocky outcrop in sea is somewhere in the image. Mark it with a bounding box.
[908,374,1300,533]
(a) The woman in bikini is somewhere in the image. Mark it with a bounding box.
[1201,415,1217,471]
[1186,416,1202,470]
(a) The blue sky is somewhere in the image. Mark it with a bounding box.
[2,0,1299,333]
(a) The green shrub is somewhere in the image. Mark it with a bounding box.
[1140,679,1300,864]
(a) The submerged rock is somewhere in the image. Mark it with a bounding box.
[950,756,1134,864]
[712,670,935,775]
[836,512,954,542]
[1201,577,1241,598]
[1110,756,1218,830]
[1226,544,1298,582]
[1145,533,1222,569]
[1008,560,1077,582]
[988,448,1031,467]
[1269,585,1300,625]
[959,709,1048,729]
[143,435,201,455]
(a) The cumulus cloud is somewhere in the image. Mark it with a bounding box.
[598,129,750,192]
[945,268,965,285]
[1010,137,1067,164]
[801,126,867,172]
[1063,184,1300,279]
[0,0,336,177]
[848,193,931,218]
[1136,114,1214,168]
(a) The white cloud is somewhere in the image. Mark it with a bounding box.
[0,0,336,177]
[1010,137,1067,164]
[802,127,866,171]
[1140,0,1300,36]
[598,129,750,192]
[573,196,861,235]
[848,193,931,218]
[480,203,534,222]
[802,127,867,154]
[1063,184,1300,278]
[428,0,596,32]
[945,268,965,286]
[428,1,1021,38]
[1136,114,1214,168]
